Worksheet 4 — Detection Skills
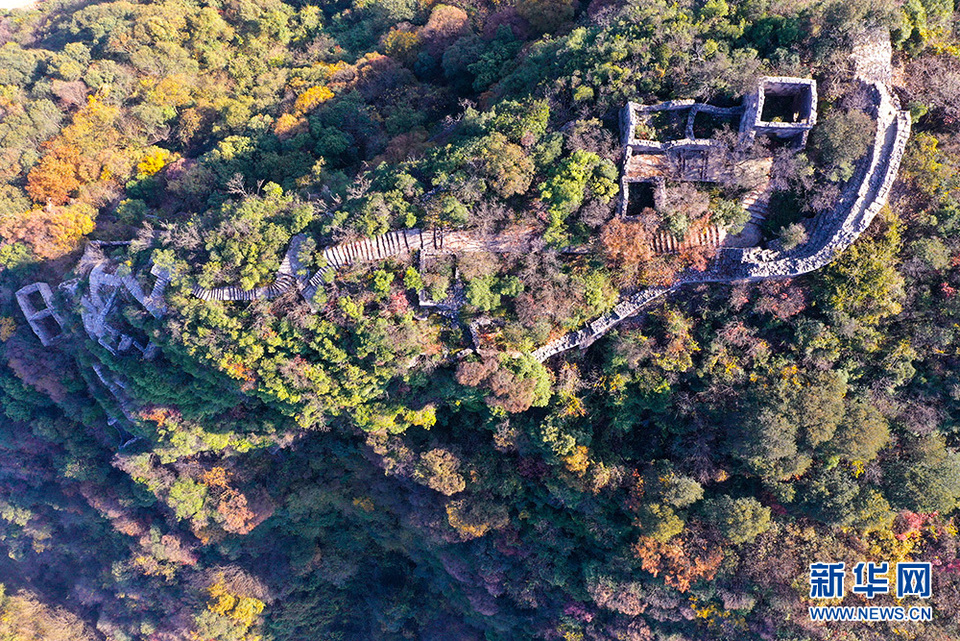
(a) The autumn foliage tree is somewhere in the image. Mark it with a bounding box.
[0,202,95,260]
[456,354,552,413]
[632,533,724,592]
[25,145,81,205]
[599,216,655,285]
[201,467,260,535]
[25,95,127,204]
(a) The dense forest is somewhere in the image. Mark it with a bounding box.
[1,0,960,639]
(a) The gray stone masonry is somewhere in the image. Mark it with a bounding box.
[531,286,672,361]
[619,76,816,216]
[687,82,909,284]
[79,256,170,357]
[16,282,65,346]
[742,77,817,146]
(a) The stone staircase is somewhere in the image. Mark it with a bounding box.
[740,180,773,223]
[650,225,726,254]
[190,227,538,305]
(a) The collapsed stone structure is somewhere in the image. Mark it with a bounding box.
[706,82,908,281]
[13,243,171,448]
[79,243,169,358]
[618,76,817,219]
[619,100,729,216]
[16,241,171,357]
[616,75,818,255]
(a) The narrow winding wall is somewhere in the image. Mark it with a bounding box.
[185,32,910,365]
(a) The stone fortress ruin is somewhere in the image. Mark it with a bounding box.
[78,242,169,359]
[15,282,65,347]
[618,75,818,250]
[14,241,173,444]
[532,30,910,360]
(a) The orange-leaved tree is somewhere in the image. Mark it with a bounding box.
[0,203,95,260]
[25,94,129,206]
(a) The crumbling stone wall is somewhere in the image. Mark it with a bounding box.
[78,242,169,358]
[688,82,909,283]
[175,35,906,365]
[741,77,817,145]
[179,71,908,365]
[15,282,65,346]
[533,35,909,362]
[531,286,673,362]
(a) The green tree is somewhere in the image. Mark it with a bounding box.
[885,435,960,513]
[413,449,466,496]
[466,275,501,312]
[702,496,771,544]
[540,150,617,245]
[645,461,703,508]
[797,466,862,527]
[167,478,209,522]
[817,210,904,328]
[828,398,890,463]
[810,108,875,183]
[480,132,535,198]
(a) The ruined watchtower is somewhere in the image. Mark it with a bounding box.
[15,282,65,346]
[741,77,817,146]
[617,76,817,234]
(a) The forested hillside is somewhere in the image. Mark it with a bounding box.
[1,0,960,639]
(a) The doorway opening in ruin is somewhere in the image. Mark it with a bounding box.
[625,182,656,217]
